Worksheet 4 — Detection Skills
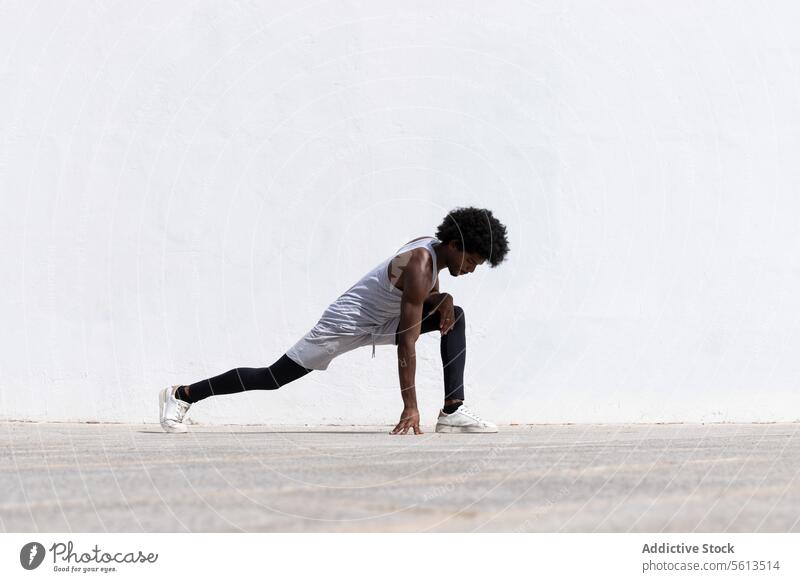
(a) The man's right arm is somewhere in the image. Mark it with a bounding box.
[390,253,430,435]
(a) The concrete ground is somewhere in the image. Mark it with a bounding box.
[1,422,799,532]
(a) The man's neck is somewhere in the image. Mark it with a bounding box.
[432,241,446,273]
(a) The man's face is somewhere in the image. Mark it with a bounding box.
[448,242,485,276]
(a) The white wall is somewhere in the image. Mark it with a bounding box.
[2,0,800,424]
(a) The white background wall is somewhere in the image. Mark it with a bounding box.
[2,0,800,425]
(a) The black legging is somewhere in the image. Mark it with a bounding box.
[395,302,466,402]
[183,302,466,403]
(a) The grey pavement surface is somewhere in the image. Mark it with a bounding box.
[2,422,799,532]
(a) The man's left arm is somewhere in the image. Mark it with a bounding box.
[423,277,440,306]
[423,277,444,309]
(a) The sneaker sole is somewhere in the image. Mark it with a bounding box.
[159,387,188,434]
[435,424,498,434]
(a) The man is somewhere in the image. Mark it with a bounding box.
[159,206,510,435]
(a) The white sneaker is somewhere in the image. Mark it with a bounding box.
[159,385,191,433]
[435,404,498,433]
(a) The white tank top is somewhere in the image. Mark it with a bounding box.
[313,236,440,349]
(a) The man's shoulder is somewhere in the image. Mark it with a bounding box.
[405,235,434,245]
[401,236,436,260]
[403,248,435,286]
[389,240,435,293]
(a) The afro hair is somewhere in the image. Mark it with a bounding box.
[435,207,510,267]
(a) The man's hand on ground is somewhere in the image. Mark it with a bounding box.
[390,407,423,435]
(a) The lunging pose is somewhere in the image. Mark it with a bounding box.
[159,206,510,435]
